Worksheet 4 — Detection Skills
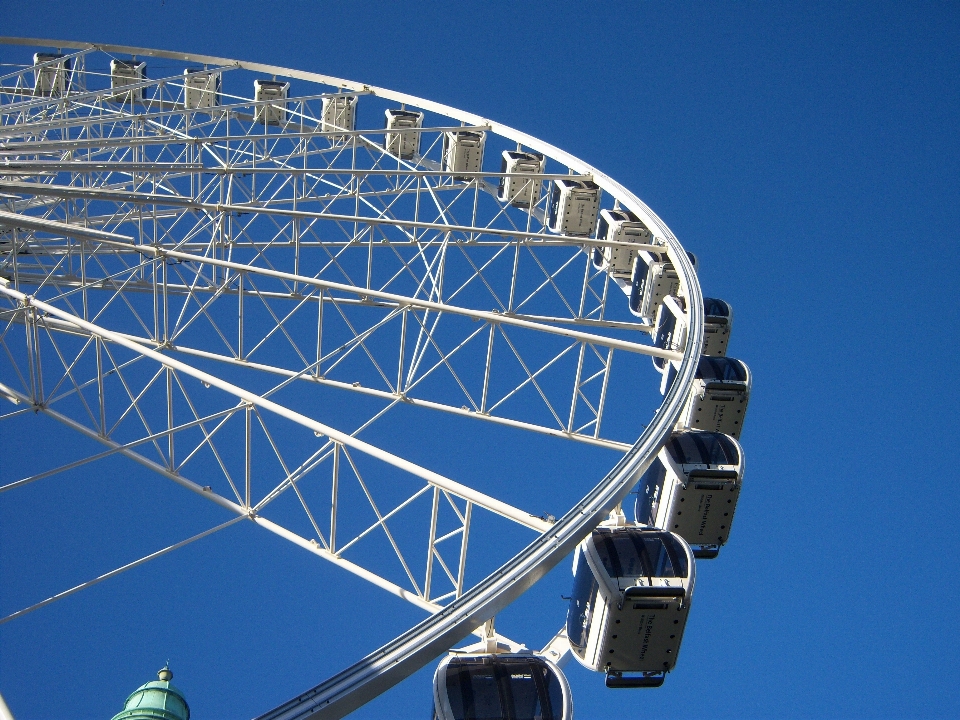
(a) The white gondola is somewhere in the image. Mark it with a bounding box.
[635,430,743,559]
[652,295,734,372]
[498,150,545,208]
[110,59,146,102]
[547,178,601,236]
[253,79,289,125]
[702,297,733,357]
[629,249,698,323]
[591,209,654,279]
[433,654,572,720]
[32,53,70,96]
[442,130,486,179]
[383,108,423,159]
[321,94,358,141]
[668,356,751,439]
[183,69,221,109]
[567,527,695,688]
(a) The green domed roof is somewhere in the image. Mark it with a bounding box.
[111,667,190,720]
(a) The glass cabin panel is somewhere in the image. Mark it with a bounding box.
[504,663,545,720]
[566,550,599,659]
[661,533,690,578]
[703,297,730,319]
[593,530,688,579]
[446,664,502,720]
[596,213,609,241]
[667,432,739,467]
[548,183,562,226]
[697,357,746,382]
[542,665,564,720]
[444,659,563,720]
[636,460,667,525]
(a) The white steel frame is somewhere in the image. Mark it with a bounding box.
[0,37,704,719]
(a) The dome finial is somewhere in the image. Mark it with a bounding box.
[158,665,173,682]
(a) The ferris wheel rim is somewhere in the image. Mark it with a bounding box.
[0,35,682,246]
[0,37,705,719]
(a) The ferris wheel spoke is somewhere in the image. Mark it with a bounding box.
[2,179,620,251]
[0,403,32,421]
[0,340,547,613]
[0,41,715,716]
[0,282,554,526]
[401,311,486,409]
[320,295,399,391]
[377,238,442,296]
[134,242,670,356]
[443,239,513,310]
[0,47,91,87]
[234,277,318,365]
[0,514,246,627]
[249,394,400,515]
[512,244,584,318]
[0,376,447,614]
[0,319,33,399]
[337,445,427,596]
[0,333,549,602]
[482,328,575,429]
[34,326,101,427]
[1,249,671,450]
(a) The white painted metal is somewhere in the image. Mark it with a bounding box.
[0,37,705,719]
[109,58,146,102]
[32,53,70,96]
[253,79,290,124]
[384,109,423,159]
[635,430,744,555]
[183,69,221,110]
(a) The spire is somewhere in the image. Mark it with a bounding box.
[110,667,190,720]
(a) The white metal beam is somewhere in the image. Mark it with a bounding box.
[0,284,552,533]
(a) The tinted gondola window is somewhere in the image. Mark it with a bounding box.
[567,550,599,659]
[696,357,746,382]
[703,298,730,319]
[548,183,562,226]
[596,213,609,241]
[636,460,667,525]
[666,432,739,467]
[540,664,565,719]
[444,659,564,720]
[593,530,688,579]
[507,662,563,720]
[654,303,678,352]
[446,663,501,720]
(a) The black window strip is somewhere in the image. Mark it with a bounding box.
[717,434,739,465]
[628,531,655,577]
[661,534,687,579]
[597,533,623,579]
[458,666,475,720]
[688,431,712,466]
[667,435,684,464]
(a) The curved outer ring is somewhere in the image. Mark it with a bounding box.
[0,37,705,719]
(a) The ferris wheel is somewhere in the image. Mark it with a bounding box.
[0,37,750,719]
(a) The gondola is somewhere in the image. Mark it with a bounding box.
[566,526,695,688]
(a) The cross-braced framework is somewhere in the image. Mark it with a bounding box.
[0,39,702,718]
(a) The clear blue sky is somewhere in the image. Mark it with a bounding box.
[1,2,959,718]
